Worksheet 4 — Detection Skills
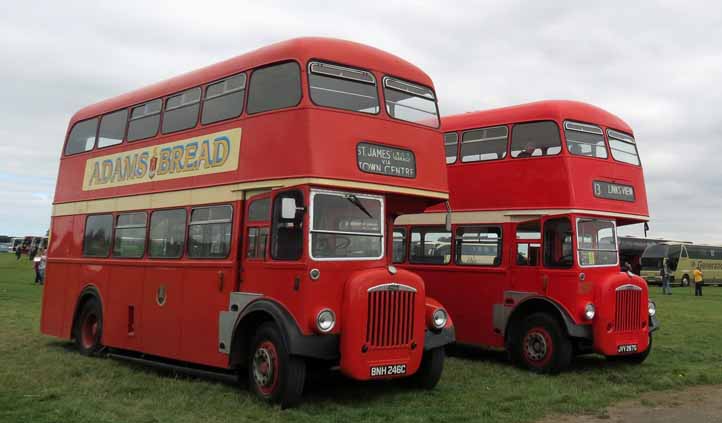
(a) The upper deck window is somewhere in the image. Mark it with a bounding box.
[247,62,302,114]
[564,121,607,159]
[97,109,127,149]
[127,99,161,142]
[511,121,561,158]
[65,118,98,155]
[308,62,379,114]
[162,87,201,134]
[201,73,246,125]
[461,126,508,162]
[607,129,640,165]
[444,132,458,164]
[383,77,439,128]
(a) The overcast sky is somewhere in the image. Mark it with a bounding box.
[1,1,720,243]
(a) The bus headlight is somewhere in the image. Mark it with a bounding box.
[584,303,596,320]
[431,308,448,329]
[648,301,656,317]
[316,309,336,333]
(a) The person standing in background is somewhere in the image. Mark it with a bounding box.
[15,246,21,260]
[33,249,43,284]
[37,250,47,285]
[661,257,672,295]
[693,265,704,297]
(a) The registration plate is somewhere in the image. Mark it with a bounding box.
[370,364,407,377]
[617,344,638,353]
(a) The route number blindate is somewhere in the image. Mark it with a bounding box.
[370,364,407,377]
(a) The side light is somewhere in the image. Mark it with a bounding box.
[648,301,656,317]
[316,309,336,333]
[431,308,448,329]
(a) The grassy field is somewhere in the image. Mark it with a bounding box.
[2,254,721,423]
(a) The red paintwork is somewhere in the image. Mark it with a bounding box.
[399,101,651,360]
[40,38,451,380]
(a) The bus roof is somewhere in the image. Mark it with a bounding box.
[442,100,633,135]
[71,37,434,125]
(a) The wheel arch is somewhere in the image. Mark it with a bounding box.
[505,297,586,345]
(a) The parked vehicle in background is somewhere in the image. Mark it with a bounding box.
[41,37,454,407]
[11,238,24,252]
[641,243,722,286]
[396,100,658,373]
[0,243,12,253]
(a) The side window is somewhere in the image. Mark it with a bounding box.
[149,209,186,258]
[188,205,232,258]
[247,197,271,260]
[247,227,269,259]
[271,190,304,260]
[516,221,540,266]
[202,73,246,125]
[247,62,302,114]
[444,132,458,164]
[83,214,113,257]
[65,118,98,155]
[162,87,201,134]
[128,99,161,142]
[98,109,128,148]
[409,227,451,264]
[308,61,379,114]
[113,212,147,258]
[392,227,407,263]
[543,217,573,268]
[564,121,607,159]
[511,121,561,158]
[455,226,502,266]
[461,126,508,162]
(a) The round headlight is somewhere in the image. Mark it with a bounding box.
[316,309,336,333]
[432,308,448,329]
[648,301,656,317]
[584,303,596,320]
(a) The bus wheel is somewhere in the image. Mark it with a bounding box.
[74,298,103,356]
[409,347,445,389]
[248,323,306,409]
[512,313,572,374]
[681,275,690,287]
[609,334,652,364]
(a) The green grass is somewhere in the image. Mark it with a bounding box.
[1,253,721,423]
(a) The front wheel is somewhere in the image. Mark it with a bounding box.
[248,323,306,409]
[509,313,572,374]
[409,346,445,389]
[74,298,103,356]
[608,334,652,364]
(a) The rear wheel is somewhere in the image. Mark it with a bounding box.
[509,313,572,374]
[74,298,103,356]
[248,323,306,409]
[409,347,445,389]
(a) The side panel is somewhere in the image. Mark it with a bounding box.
[103,264,145,351]
[142,266,182,358]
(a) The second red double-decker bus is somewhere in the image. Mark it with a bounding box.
[41,37,455,407]
[395,100,658,373]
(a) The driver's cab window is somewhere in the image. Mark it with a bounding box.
[543,217,573,268]
[516,220,540,266]
[246,196,271,260]
[392,227,407,263]
[271,190,304,260]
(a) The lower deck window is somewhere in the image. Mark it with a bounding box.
[113,212,147,258]
[410,227,451,264]
[188,205,232,258]
[83,214,113,257]
[149,209,186,258]
[455,226,502,266]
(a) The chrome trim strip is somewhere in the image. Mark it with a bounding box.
[368,283,417,293]
[616,284,643,292]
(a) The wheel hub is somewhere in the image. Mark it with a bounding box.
[525,331,548,362]
[252,344,277,390]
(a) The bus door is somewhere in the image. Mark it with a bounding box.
[510,220,542,293]
[539,215,579,308]
[240,188,306,315]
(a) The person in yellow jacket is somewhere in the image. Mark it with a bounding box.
[693,265,704,297]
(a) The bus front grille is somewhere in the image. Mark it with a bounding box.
[366,285,416,348]
[614,285,642,332]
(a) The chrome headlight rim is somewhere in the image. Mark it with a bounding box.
[584,303,596,321]
[648,300,656,317]
[431,308,448,329]
[316,308,336,333]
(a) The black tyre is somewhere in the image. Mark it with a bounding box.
[248,323,306,409]
[608,334,652,364]
[409,347,445,389]
[74,297,103,356]
[509,313,572,374]
[681,275,690,287]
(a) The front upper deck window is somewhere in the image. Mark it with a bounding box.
[607,129,640,165]
[247,62,302,114]
[310,191,383,260]
[511,121,561,158]
[444,132,458,164]
[65,118,98,155]
[308,62,379,114]
[461,126,509,162]
[383,77,439,128]
[564,121,607,159]
[577,218,618,267]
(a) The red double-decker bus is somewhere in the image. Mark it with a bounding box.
[395,100,658,373]
[41,37,455,407]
